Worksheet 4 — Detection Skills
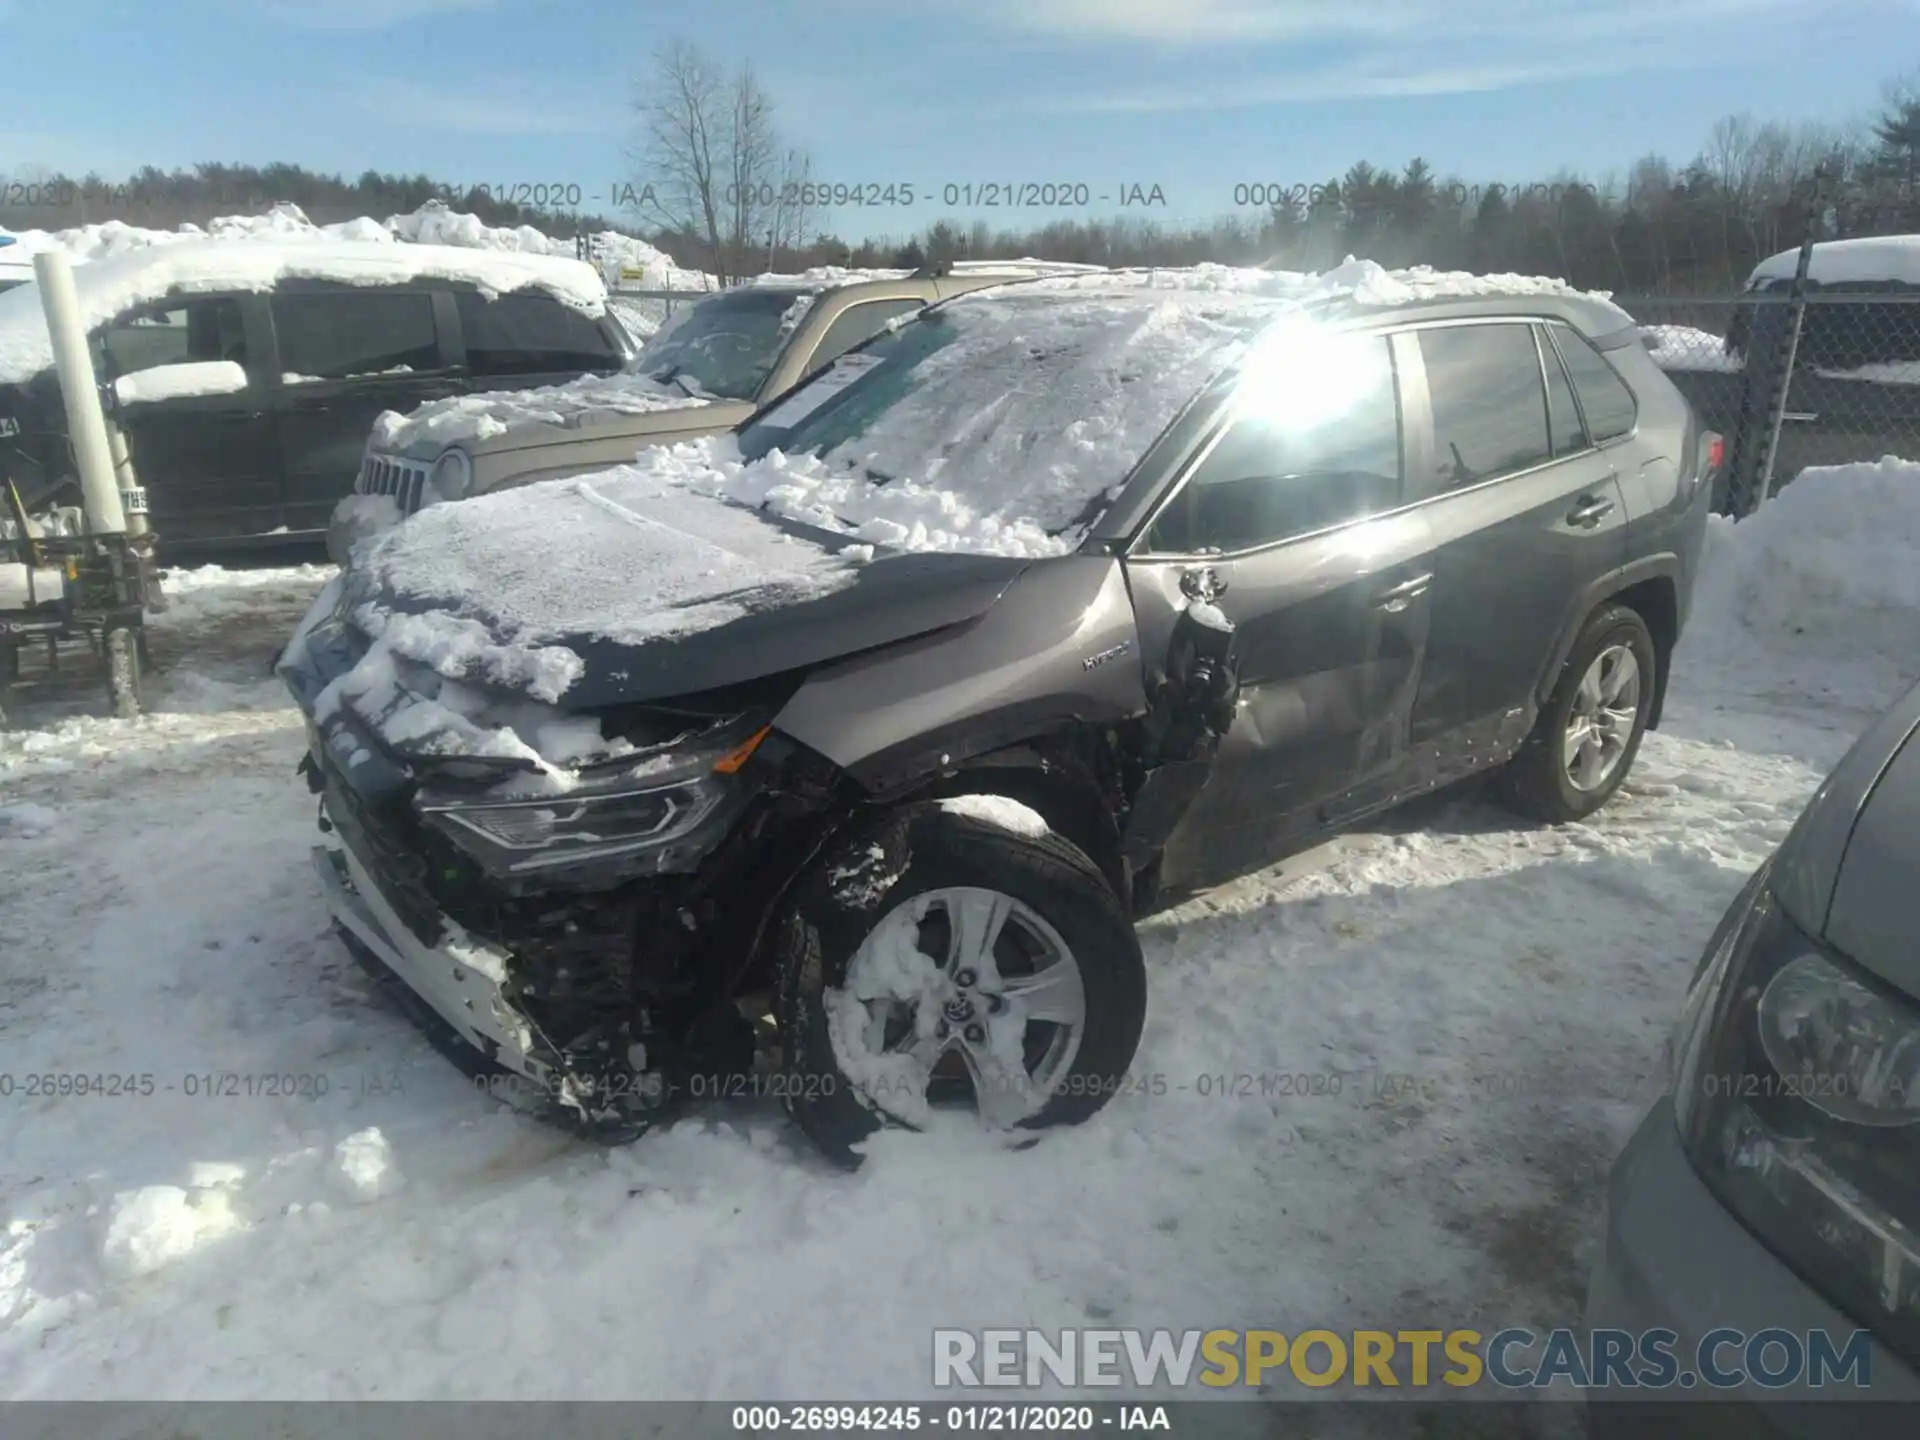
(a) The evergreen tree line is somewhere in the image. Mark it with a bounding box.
[4,82,1917,296]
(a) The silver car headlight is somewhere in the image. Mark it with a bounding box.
[412,720,771,880]
[428,447,473,503]
[1672,866,1920,1360]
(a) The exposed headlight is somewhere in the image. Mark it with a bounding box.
[428,447,472,502]
[1673,872,1920,1360]
[412,721,769,879]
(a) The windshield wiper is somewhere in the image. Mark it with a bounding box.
[648,364,701,399]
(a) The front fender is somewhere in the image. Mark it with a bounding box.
[774,556,1146,795]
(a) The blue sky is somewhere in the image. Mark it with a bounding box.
[2,0,1915,240]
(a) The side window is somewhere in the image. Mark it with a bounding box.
[806,299,925,371]
[455,291,620,377]
[1417,323,1553,491]
[95,297,248,379]
[1148,333,1402,554]
[1539,326,1588,457]
[271,290,442,383]
[1549,323,1637,442]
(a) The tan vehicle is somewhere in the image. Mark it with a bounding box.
[330,261,1098,562]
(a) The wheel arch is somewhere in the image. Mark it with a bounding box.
[1536,556,1681,731]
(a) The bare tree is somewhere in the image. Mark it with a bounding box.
[629,40,814,284]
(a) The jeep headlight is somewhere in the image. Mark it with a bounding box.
[428,447,472,503]
[412,720,770,879]
[1673,867,1920,1361]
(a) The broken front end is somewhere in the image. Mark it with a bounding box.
[277,556,1240,1141]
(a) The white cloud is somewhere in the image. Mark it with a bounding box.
[977,0,1891,109]
[349,78,620,137]
[1001,0,1811,44]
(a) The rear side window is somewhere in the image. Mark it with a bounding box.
[96,297,248,378]
[1548,323,1637,442]
[1148,333,1402,553]
[805,299,925,372]
[455,291,620,377]
[1539,326,1588,457]
[1417,323,1553,490]
[271,290,442,381]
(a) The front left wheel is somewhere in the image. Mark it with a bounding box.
[774,803,1147,1166]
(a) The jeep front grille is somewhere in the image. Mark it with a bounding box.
[357,452,434,515]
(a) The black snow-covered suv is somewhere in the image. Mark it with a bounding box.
[277,268,1717,1164]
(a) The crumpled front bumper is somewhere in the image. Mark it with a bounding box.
[312,841,555,1091]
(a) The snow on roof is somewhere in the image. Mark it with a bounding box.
[0,236,607,385]
[1748,235,1920,288]
[1,198,708,289]
[369,371,713,455]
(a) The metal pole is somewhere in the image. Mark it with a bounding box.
[1752,223,1818,510]
[32,250,126,536]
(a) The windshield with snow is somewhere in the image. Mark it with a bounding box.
[634,286,812,401]
[734,286,1280,537]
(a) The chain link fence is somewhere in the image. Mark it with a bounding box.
[1619,290,1920,514]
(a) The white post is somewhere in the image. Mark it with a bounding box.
[32,249,126,536]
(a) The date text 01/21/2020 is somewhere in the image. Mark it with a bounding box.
[1231,181,1601,209]
[0,1070,405,1099]
[599,181,1170,211]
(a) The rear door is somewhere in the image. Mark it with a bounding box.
[268,284,464,534]
[98,293,282,544]
[1125,328,1438,890]
[1402,319,1630,780]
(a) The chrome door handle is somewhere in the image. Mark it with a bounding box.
[1567,495,1616,527]
[1372,573,1432,612]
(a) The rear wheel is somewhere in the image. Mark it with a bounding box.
[1497,603,1656,824]
[775,803,1146,1166]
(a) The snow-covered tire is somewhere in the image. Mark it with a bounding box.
[1497,603,1655,824]
[774,803,1146,1167]
[106,624,143,720]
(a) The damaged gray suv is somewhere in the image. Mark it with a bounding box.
[277,269,1716,1164]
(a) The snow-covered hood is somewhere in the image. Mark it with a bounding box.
[369,371,724,463]
[337,454,1030,712]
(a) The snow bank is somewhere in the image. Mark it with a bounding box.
[0,237,607,385]
[1684,456,1920,697]
[369,371,712,457]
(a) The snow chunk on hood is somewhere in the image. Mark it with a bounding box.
[369,370,712,457]
[350,449,866,698]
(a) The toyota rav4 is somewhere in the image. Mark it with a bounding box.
[277,265,1717,1165]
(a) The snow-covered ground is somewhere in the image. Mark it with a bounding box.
[1,461,1917,1415]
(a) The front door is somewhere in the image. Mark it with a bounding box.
[1401,320,1630,781]
[1124,328,1437,892]
[98,294,282,545]
[268,286,465,534]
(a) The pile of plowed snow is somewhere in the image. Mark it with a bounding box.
[1679,455,1920,706]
